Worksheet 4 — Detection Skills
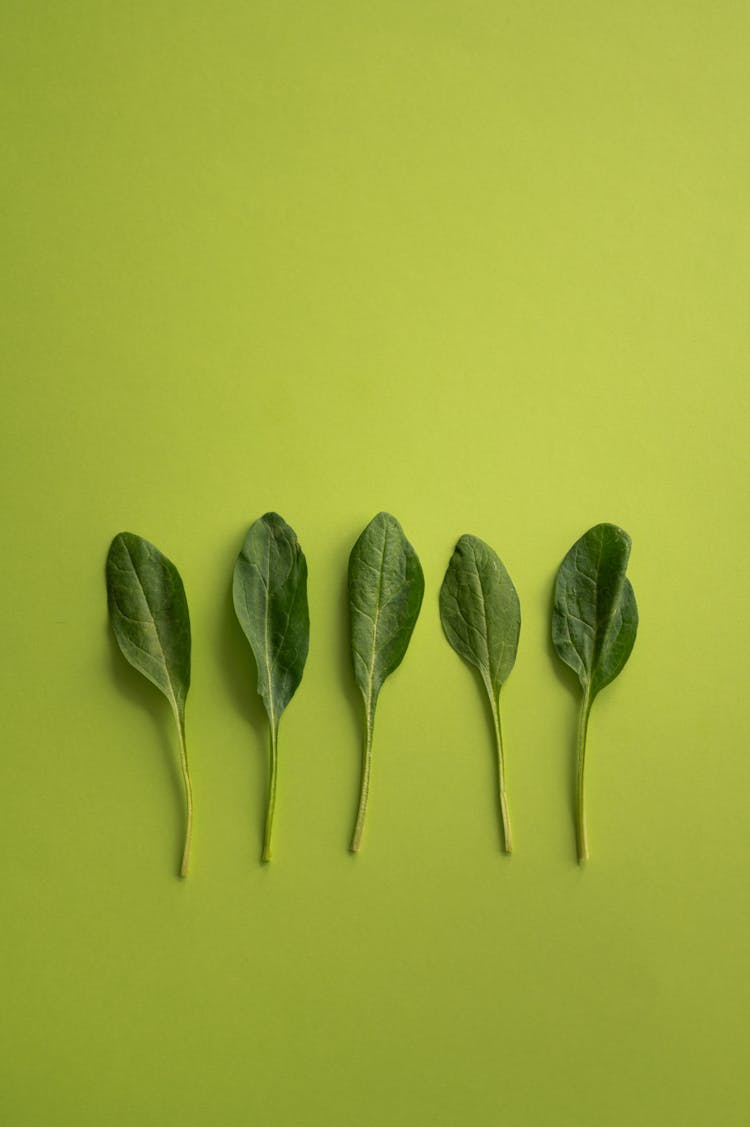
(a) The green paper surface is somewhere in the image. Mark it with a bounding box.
[2,3,749,1125]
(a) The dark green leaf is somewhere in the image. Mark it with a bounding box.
[348,512,424,851]
[552,523,637,699]
[232,512,310,861]
[440,535,520,695]
[106,531,193,877]
[439,534,520,852]
[551,522,638,861]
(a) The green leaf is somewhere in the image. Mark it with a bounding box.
[232,512,310,862]
[551,522,638,862]
[348,512,424,852]
[106,532,193,877]
[439,534,520,853]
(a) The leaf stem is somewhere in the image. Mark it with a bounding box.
[350,711,374,853]
[576,692,591,864]
[489,693,512,854]
[175,711,193,879]
[262,723,279,863]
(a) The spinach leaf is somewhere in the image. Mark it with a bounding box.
[439,535,520,853]
[552,523,638,862]
[348,512,424,852]
[106,532,193,877]
[233,513,309,862]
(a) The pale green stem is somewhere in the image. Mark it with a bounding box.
[262,723,279,863]
[175,711,193,879]
[489,692,512,854]
[350,710,374,853]
[576,691,592,864]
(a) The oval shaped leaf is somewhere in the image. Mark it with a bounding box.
[232,512,310,861]
[440,535,520,695]
[348,512,424,851]
[439,534,520,852]
[552,523,637,701]
[106,531,193,876]
[551,522,638,862]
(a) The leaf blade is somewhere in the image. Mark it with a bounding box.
[551,522,638,701]
[106,532,191,720]
[232,512,310,729]
[348,512,424,713]
[439,534,520,696]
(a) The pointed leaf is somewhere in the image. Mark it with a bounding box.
[232,512,310,729]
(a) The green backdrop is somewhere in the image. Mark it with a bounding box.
[2,3,749,1125]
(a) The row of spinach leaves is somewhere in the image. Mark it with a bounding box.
[106,516,637,875]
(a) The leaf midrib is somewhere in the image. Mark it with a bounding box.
[262,530,276,732]
[365,520,389,716]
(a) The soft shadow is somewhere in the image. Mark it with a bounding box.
[216,560,271,854]
[544,570,581,857]
[106,624,184,869]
